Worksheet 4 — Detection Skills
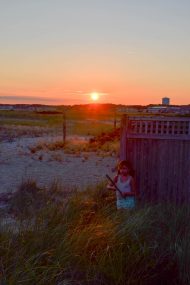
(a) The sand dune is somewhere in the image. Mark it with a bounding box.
[0,135,116,194]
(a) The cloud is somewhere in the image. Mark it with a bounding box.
[0,94,88,105]
[0,90,109,105]
[84,91,109,97]
[0,95,56,102]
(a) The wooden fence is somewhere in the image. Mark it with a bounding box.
[120,115,190,203]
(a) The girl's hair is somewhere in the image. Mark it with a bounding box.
[117,160,135,177]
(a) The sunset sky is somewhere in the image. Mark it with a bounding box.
[0,0,190,105]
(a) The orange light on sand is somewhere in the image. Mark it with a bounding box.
[91,92,99,101]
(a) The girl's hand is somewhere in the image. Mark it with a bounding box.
[107,184,116,191]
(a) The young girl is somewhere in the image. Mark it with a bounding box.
[107,160,137,209]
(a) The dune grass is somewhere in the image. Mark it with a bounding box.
[0,180,190,285]
[28,138,119,158]
[70,121,113,136]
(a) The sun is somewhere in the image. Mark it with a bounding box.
[90,92,99,101]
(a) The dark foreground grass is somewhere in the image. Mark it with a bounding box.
[1,181,190,285]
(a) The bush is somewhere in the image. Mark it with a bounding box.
[9,179,47,218]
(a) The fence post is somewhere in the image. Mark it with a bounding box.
[114,108,117,130]
[62,111,66,145]
[120,114,128,160]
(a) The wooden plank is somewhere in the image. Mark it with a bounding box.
[183,141,190,202]
[152,140,158,202]
[145,122,148,134]
[150,121,153,134]
[167,140,173,202]
[172,141,179,204]
[179,140,185,203]
[144,139,150,201]
[136,139,141,198]
[148,139,154,201]
[126,116,190,122]
[157,140,163,201]
[126,134,190,140]
[161,121,164,135]
[166,121,170,135]
[141,139,147,201]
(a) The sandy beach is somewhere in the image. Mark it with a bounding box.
[0,134,116,194]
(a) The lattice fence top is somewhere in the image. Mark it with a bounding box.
[125,116,190,140]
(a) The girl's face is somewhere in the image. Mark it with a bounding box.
[119,165,129,176]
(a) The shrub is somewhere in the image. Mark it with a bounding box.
[9,179,48,219]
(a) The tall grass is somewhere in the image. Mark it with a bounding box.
[29,138,119,157]
[1,181,190,284]
[0,109,116,137]
[71,121,113,136]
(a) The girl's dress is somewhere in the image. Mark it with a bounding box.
[115,175,136,209]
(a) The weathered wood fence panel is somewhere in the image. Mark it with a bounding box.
[120,115,190,203]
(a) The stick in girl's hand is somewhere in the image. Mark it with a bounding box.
[106,174,125,199]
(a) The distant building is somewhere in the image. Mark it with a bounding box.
[145,105,190,115]
[0,104,57,112]
[117,106,139,113]
[0,105,13,111]
[147,106,167,113]
[162,97,170,105]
